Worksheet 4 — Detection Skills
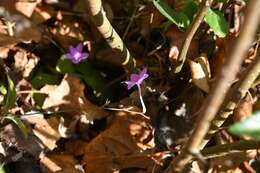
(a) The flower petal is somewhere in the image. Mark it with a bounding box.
[124,81,136,90]
[140,68,147,76]
[70,47,79,57]
[64,53,73,60]
[130,74,140,83]
[80,53,89,60]
[76,43,83,51]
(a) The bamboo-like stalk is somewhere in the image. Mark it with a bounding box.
[201,51,260,148]
[85,0,135,72]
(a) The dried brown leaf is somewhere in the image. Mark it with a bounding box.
[14,50,39,78]
[82,112,157,172]
[0,123,43,156]
[15,0,39,18]
[41,75,109,121]
[23,114,60,150]
[40,153,84,173]
[189,55,211,93]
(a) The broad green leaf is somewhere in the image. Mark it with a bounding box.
[4,75,16,110]
[4,115,29,139]
[30,72,60,89]
[205,8,228,37]
[229,112,260,140]
[76,61,113,99]
[182,0,198,22]
[56,56,75,74]
[0,84,7,95]
[153,0,190,28]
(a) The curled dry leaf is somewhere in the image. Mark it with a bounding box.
[41,75,109,121]
[188,54,211,93]
[82,111,159,172]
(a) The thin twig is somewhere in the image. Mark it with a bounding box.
[104,107,150,119]
[166,0,260,172]
[173,0,213,74]
[85,0,136,72]
[201,47,260,148]
[202,140,260,159]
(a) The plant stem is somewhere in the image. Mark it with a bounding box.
[137,85,146,114]
[201,47,260,148]
[166,0,260,172]
[85,0,135,72]
[173,0,213,74]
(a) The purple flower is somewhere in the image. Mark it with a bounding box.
[124,68,149,90]
[64,43,89,64]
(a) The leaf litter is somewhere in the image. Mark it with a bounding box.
[0,0,259,173]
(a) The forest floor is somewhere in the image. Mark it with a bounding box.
[0,0,259,173]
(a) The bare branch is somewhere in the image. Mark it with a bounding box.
[166,0,260,172]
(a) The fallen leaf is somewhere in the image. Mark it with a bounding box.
[188,54,211,93]
[14,49,39,78]
[0,123,43,157]
[41,75,108,121]
[40,153,84,173]
[0,1,42,44]
[31,6,53,24]
[15,0,39,18]
[22,113,60,150]
[65,140,88,156]
[82,111,157,172]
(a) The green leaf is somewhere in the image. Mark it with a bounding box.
[229,112,260,140]
[0,84,7,95]
[205,8,228,37]
[4,75,16,110]
[30,72,60,89]
[153,0,190,28]
[56,56,75,74]
[76,61,114,100]
[182,0,198,22]
[4,115,29,139]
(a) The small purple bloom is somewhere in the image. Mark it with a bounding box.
[64,43,89,64]
[124,68,149,90]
